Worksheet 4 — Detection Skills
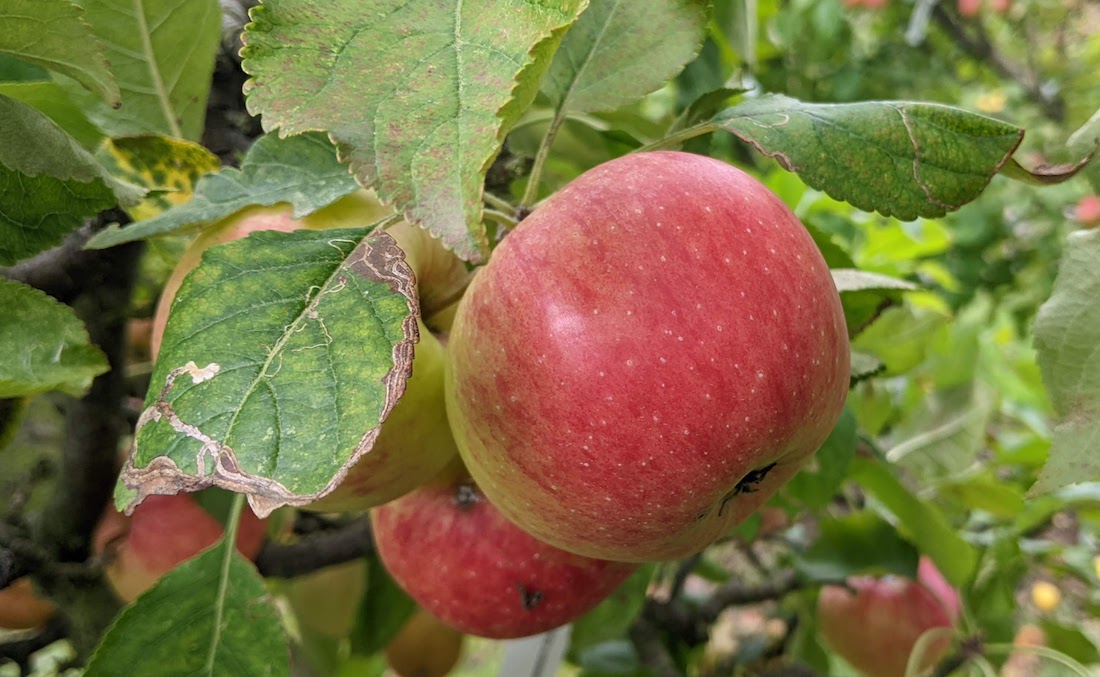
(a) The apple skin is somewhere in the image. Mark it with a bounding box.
[151,193,467,511]
[371,466,638,639]
[385,609,465,677]
[286,559,366,638]
[93,492,268,604]
[446,151,849,562]
[1075,195,1100,226]
[817,558,958,677]
[0,578,58,630]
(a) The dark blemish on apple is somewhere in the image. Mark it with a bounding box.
[515,583,543,611]
[452,483,480,510]
[717,462,778,516]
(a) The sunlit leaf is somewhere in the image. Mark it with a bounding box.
[96,135,221,220]
[241,0,588,262]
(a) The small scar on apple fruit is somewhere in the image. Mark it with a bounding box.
[515,583,544,611]
[718,462,779,517]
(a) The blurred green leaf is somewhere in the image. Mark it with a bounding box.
[575,639,647,677]
[115,227,417,518]
[241,0,588,262]
[849,350,885,384]
[1038,620,1100,665]
[88,133,362,248]
[851,455,978,587]
[542,0,708,114]
[785,407,857,510]
[885,384,994,481]
[350,555,416,657]
[62,0,219,140]
[852,304,949,376]
[569,564,655,659]
[0,280,108,397]
[0,94,142,264]
[1031,228,1100,497]
[0,0,118,105]
[85,537,288,677]
[795,511,918,583]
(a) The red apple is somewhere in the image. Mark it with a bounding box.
[152,193,468,511]
[817,558,959,677]
[0,578,58,630]
[957,0,982,17]
[446,151,849,562]
[1074,195,1100,226]
[93,491,268,604]
[371,465,638,639]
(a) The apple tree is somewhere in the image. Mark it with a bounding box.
[1,0,1099,676]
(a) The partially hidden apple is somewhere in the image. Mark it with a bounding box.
[151,191,469,511]
[817,557,959,677]
[1074,195,1100,226]
[385,609,465,677]
[92,491,268,604]
[371,462,638,639]
[0,578,58,630]
[446,150,849,562]
[285,559,366,638]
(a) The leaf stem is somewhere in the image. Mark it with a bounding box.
[520,107,568,210]
[203,492,245,674]
[634,124,713,154]
[483,209,518,230]
[483,192,516,215]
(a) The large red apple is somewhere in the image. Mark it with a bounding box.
[446,151,849,561]
[371,464,637,639]
[93,491,268,604]
[817,557,959,677]
[151,192,468,511]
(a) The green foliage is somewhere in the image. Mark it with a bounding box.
[0,279,108,397]
[117,227,417,516]
[348,556,416,657]
[84,535,288,677]
[88,133,361,248]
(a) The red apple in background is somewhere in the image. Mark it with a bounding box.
[371,463,638,639]
[957,0,982,17]
[446,150,849,562]
[817,557,959,677]
[152,192,469,511]
[1075,195,1100,226]
[92,491,268,604]
[0,578,58,630]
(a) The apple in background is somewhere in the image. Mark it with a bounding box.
[957,0,982,17]
[0,578,58,630]
[446,150,849,562]
[817,557,959,677]
[92,492,268,604]
[1075,195,1100,226]
[385,609,465,677]
[151,192,469,511]
[285,559,366,638]
[371,463,638,639]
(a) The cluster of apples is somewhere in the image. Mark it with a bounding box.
[60,152,850,647]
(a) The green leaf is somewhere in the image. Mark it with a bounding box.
[87,133,365,249]
[831,269,918,294]
[784,407,857,510]
[62,0,220,140]
[115,226,418,517]
[850,455,977,587]
[1031,228,1100,496]
[241,0,588,262]
[0,280,109,397]
[0,0,119,105]
[795,511,918,584]
[885,384,994,481]
[1038,621,1100,666]
[350,554,416,657]
[849,349,885,385]
[569,564,655,659]
[685,94,1023,220]
[84,538,288,677]
[542,0,708,114]
[0,94,143,265]
[575,640,646,677]
[0,80,102,148]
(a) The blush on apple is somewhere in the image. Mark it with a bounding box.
[817,557,959,677]
[371,464,638,639]
[446,150,849,562]
[93,492,268,604]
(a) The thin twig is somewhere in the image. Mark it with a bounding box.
[254,517,374,578]
[629,616,684,677]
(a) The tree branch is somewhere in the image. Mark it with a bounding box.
[629,616,684,677]
[254,517,374,578]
